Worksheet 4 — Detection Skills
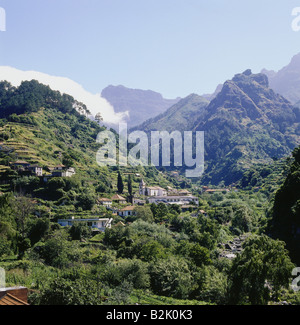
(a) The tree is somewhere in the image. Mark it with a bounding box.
[197,265,228,305]
[101,259,150,289]
[150,203,168,222]
[228,235,295,305]
[139,240,166,262]
[69,222,92,241]
[117,171,124,194]
[13,195,34,244]
[270,146,300,264]
[232,204,253,233]
[149,256,194,299]
[27,217,50,245]
[36,230,75,268]
[127,174,132,197]
[133,206,154,223]
[189,243,212,267]
[62,152,74,167]
[0,193,17,257]
[75,192,95,211]
[95,112,103,125]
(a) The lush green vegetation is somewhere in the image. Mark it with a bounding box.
[269,147,300,264]
[0,80,299,306]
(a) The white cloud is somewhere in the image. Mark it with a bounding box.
[0,66,129,125]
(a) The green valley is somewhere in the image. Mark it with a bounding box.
[0,77,299,306]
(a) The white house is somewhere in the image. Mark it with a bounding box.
[52,165,76,178]
[147,195,199,206]
[28,165,43,176]
[97,197,113,208]
[111,194,127,204]
[139,179,167,197]
[58,217,113,232]
[118,206,136,217]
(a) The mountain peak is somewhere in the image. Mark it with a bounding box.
[289,52,300,69]
[242,69,252,76]
[232,70,269,88]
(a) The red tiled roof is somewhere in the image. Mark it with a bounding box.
[0,293,29,305]
[120,206,135,211]
[111,194,126,201]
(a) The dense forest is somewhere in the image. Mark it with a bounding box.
[0,80,299,306]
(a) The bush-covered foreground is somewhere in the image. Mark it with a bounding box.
[1,195,299,305]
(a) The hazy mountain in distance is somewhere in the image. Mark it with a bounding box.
[201,83,223,101]
[101,85,181,128]
[262,52,300,104]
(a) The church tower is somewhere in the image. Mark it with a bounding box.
[139,179,146,196]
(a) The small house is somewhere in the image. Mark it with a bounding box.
[132,197,146,205]
[28,165,43,176]
[148,195,199,206]
[118,206,136,217]
[52,165,76,178]
[97,197,112,208]
[111,194,127,204]
[13,161,30,168]
[58,217,113,232]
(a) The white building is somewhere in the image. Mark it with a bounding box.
[147,195,199,206]
[139,179,167,197]
[28,165,43,176]
[58,217,113,232]
[118,206,136,217]
[52,165,76,178]
[97,198,113,208]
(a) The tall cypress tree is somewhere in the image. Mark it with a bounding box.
[128,174,132,197]
[117,171,124,194]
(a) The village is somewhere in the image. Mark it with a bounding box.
[4,160,237,235]
[10,160,76,180]
[58,178,202,232]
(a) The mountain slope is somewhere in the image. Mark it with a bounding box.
[136,70,300,185]
[101,85,181,128]
[132,93,209,132]
[0,80,177,202]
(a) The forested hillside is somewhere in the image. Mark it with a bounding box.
[0,79,299,306]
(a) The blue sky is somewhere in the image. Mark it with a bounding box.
[0,0,300,99]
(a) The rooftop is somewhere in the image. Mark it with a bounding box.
[0,287,29,305]
[120,206,135,211]
[0,293,29,306]
[58,218,112,222]
[111,194,126,201]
